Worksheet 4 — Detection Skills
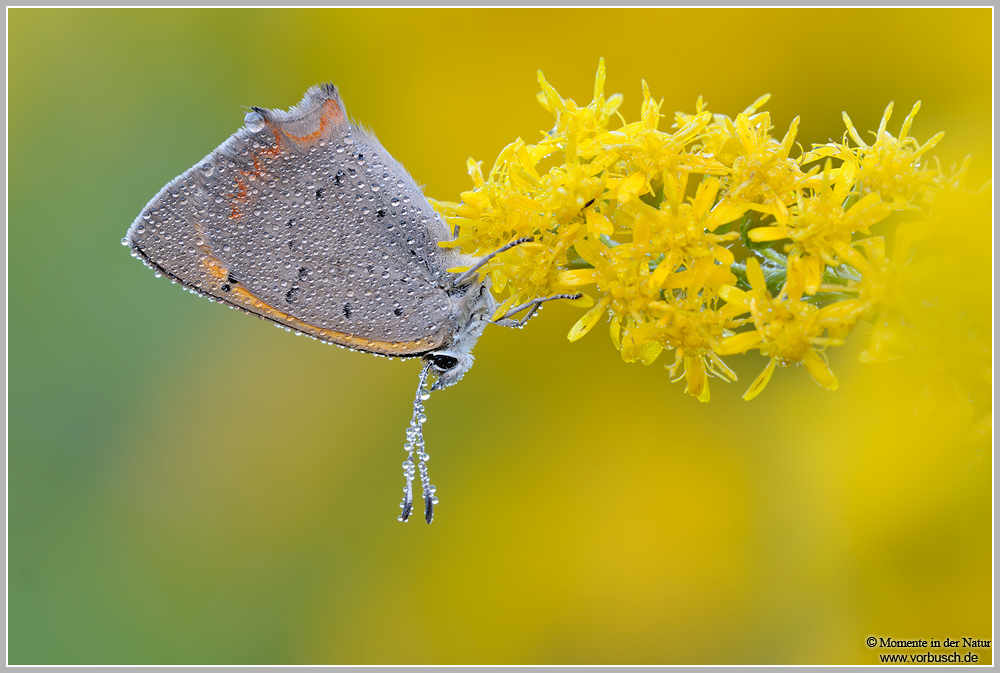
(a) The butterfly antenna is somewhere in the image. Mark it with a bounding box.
[399,362,437,523]
[453,236,534,286]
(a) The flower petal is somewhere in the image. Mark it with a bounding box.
[567,295,610,342]
[801,349,839,390]
[717,330,762,355]
[742,357,777,401]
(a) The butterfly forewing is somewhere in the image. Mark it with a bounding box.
[127,84,459,356]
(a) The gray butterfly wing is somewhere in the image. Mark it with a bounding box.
[126,84,461,356]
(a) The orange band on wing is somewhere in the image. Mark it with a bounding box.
[277,99,345,146]
[198,257,441,356]
[227,174,248,221]
[203,257,228,280]
[228,152,271,221]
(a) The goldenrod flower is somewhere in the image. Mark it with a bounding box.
[435,60,977,401]
[804,101,944,209]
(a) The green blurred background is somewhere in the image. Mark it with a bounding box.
[8,8,992,665]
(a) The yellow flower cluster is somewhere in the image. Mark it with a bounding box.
[433,60,968,401]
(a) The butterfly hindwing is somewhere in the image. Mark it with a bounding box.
[128,84,461,356]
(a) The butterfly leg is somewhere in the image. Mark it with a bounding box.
[493,293,584,329]
[452,236,534,286]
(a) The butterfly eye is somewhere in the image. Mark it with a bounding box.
[427,354,459,371]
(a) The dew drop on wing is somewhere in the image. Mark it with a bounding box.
[244,111,265,133]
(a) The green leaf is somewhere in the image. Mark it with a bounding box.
[567,246,595,269]
[739,212,782,252]
[732,251,788,294]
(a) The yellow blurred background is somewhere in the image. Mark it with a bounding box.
[8,8,991,665]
